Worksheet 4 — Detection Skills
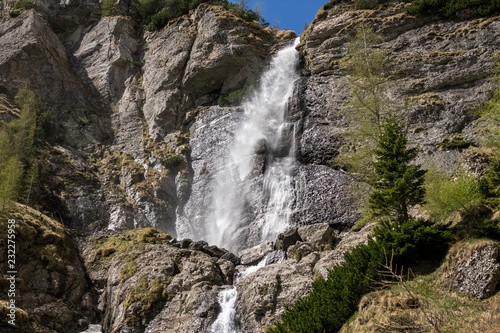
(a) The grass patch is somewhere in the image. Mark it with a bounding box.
[405,0,500,18]
[160,155,184,170]
[342,240,500,333]
[438,137,475,150]
[123,275,173,323]
[217,84,255,106]
[95,228,172,260]
[120,260,138,281]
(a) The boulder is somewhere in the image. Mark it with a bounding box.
[239,241,274,266]
[297,223,336,246]
[266,250,287,265]
[447,242,500,299]
[287,242,314,262]
[275,228,302,251]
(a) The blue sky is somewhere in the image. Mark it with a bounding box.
[230,0,328,33]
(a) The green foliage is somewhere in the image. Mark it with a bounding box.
[406,0,500,17]
[368,117,426,223]
[472,217,500,240]
[269,238,385,333]
[0,158,23,211]
[217,84,254,106]
[123,275,172,323]
[101,0,115,16]
[14,0,34,10]
[374,218,452,267]
[0,83,50,210]
[424,165,482,222]
[336,26,392,180]
[354,0,389,10]
[437,137,475,150]
[160,155,184,170]
[134,0,267,31]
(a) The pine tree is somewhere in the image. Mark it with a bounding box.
[368,117,426,222]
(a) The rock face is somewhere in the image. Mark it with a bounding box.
[81,228,234,333]
[0,204,99,332]
[442,241,500,299]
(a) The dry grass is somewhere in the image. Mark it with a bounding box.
[341,240,500,333]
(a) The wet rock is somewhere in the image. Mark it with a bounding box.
[221,252,241,266]
[202,245,228,258]
[239,241,274,265]
[275,228,302,251]
[266,250,287,265]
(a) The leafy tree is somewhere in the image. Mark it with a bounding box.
[336,25,392,180]
[368,117,426,223]
[0,83,50,209]
[425,165,482,222]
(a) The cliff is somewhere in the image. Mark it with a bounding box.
[0,0,499,332]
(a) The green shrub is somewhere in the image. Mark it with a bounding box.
[472,218,500,240]
[437,138,475,150]
[134,0,267,31]
[217,84,254,106]
[101,0,115,16]
[14,0,34,11]
[424,166,482,222]
[374,218,452,267]
[160,155,184,170]
[269,238,385,333]
[406,0,500,17]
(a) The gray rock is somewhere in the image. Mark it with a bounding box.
[450,243,500,299]
[275,228,302,251]
[297,223,336,246]
[239,241,274,265]
[266,250,287,265]
[287,242,314,262]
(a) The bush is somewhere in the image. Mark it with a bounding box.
[437,138,475,150]
[14,0,34,11]
[374,218,453,267]
[472,218,500,240]
[424,166,482,222]
[269,238,385,333]
[160,155,184,170]
[135,0,267,31]
[217,84,254,106]
[101,0,115,16]
[406,0,500,17]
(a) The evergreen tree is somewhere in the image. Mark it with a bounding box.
[368,117,426,222]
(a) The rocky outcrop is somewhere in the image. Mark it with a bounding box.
[81,228,235,333]
[0,204,98,332]
[299,2,500,201]
[441,240,500,299]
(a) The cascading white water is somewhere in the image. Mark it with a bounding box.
[211,257,269,333]
[207,38,301,250]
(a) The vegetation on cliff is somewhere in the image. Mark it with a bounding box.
[271,19,500,332]
[101,0,267,31]
[0,84,50,212]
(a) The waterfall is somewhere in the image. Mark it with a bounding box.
[206,38,301,251]
[211,257,269,333]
